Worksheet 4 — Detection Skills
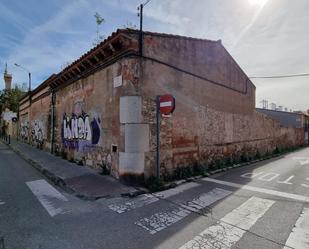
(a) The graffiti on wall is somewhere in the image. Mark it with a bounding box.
[20,121,29,140]
[62,112,101,151]
[32,120,44,143]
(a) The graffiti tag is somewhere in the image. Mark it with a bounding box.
[63,115,92,141]
[62,113,101,150]
[32,120,44,143]
[20,121,29,140]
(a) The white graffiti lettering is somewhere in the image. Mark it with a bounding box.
[32,120,44,142]
[63,115,91,141]
[20,121,29,140]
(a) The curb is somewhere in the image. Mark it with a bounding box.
[159,151,295,191]
[7,142,67,187]
[6,142,143,200]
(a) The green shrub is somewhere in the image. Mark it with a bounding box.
[255,150,261,159]
[240,153,249,163]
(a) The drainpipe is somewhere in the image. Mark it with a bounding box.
[51,91,56,153]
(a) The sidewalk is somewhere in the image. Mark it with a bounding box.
[6,139,139,200]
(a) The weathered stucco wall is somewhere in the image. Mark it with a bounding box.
[53,57,142,178]
[142,33,255,115]
[142,92,304,180]
[140,34,305,180]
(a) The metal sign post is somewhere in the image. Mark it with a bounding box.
[156,96,160,181]
[156,94,175,181]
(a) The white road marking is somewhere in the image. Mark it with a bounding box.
[301,178,309,188]
[179,197,274,249]
[284,207,309,249]
[0,200,5,205]
[258,172,280,181]
[292,157,309,166]
[109,194,159,214]
[277,175,295,185]
[109,182,200,214]
[135,188,232,234]
[26,179,68,217]
[202,178,309,203]
[241,172,265,179]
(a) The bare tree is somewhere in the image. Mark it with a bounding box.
[93,12,105,46]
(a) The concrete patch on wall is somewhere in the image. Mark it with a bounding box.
[125,124,149,153]
[120,96,142,124]
[119,152,144,175]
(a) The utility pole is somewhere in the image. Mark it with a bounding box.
[137,0,152,56]
[138,3,143,56]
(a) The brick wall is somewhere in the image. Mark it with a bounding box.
[140,33,305,180]
[53,57,141,178]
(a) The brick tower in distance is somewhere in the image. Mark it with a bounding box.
[3,63,12,90]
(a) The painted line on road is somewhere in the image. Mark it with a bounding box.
[292,157,309,166]
[284,207,309,249]
[179,196,274,249]
[0,200,5,205]
[202,178,309,203]
[109,182,200,214]
[109,194,159,214]
[26,179,68,217]
[135,188,232,234]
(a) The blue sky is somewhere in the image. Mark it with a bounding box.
[1,0,309,110]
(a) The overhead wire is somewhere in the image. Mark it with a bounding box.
[250,73,309,79]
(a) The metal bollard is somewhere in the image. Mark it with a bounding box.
[0,236,4,249]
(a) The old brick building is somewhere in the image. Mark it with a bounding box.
[18,29,305,182]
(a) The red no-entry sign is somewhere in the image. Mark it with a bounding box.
[159,94,175,115]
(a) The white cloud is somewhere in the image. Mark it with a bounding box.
[3,0,94,88]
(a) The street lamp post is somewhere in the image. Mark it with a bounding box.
[14,63,31,92]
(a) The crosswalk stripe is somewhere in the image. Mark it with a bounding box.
[283,207,309,249]
[135,188,232,234]
[202,177,309,203]
[109,182,200,214]
[179,196,274,249]
[26,179,68,217]
[153,182,200,199]
[109,194,159,214]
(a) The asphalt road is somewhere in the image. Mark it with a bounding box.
[1,141,309,249]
